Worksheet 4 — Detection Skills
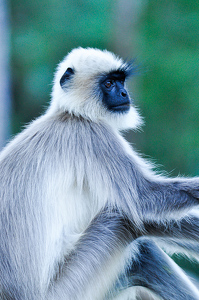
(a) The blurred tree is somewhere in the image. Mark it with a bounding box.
[0,0,11,149]
[134,1,199,176]
[112,0,146,57]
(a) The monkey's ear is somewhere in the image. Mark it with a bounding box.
[60,67,74,87]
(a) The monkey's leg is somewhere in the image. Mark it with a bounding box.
[121,238,199,300]
[112,287,160,300]
[47,209,134,300]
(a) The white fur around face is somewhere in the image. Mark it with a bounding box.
[48,47,142,131]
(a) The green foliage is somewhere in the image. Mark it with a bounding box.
[135,1,199,176]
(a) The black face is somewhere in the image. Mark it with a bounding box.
[100,71,131,113]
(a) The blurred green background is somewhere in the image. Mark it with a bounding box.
[1,0,199,286]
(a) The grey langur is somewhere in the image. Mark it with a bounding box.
[0,47,199,300]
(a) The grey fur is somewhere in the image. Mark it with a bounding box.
[0,48,199,300]
[121,238,199,300]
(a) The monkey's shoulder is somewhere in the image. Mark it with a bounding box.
[0,113,132,174]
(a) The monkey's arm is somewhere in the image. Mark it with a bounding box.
[139,176,199,219]
[121,139,199,219]
[142,209,199,256]
[87,123,199,223]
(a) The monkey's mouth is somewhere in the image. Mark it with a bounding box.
[110,103,130,112]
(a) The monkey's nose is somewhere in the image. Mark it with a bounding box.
[121,90,127,98]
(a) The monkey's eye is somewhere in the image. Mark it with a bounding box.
[104,80,114,88]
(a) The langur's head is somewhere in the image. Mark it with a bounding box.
[50,47,142,130]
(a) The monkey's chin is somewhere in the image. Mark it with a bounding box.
[105,106,143,132]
